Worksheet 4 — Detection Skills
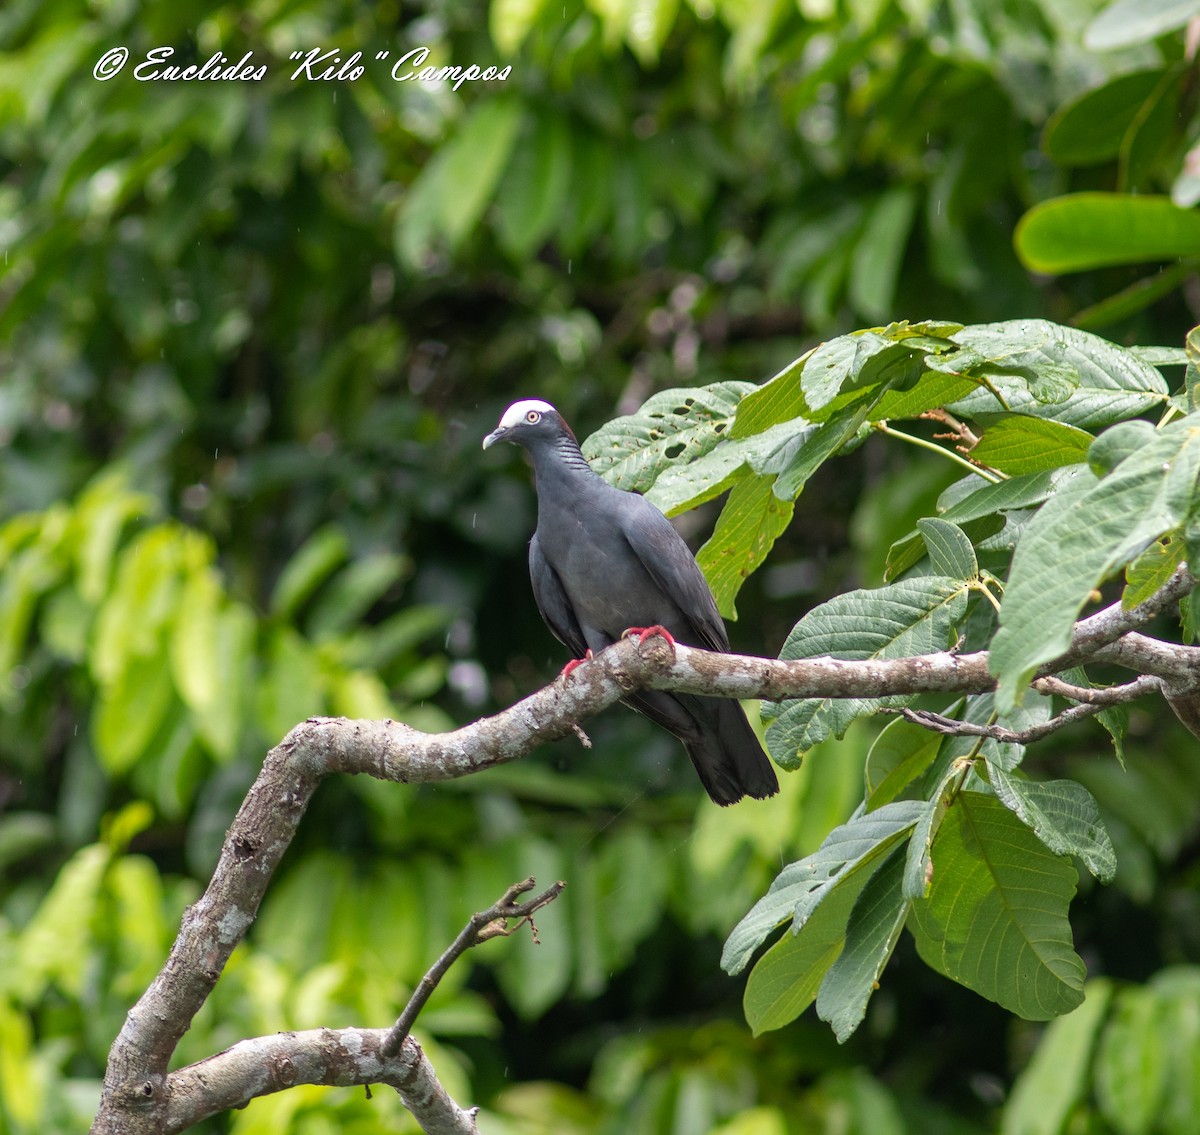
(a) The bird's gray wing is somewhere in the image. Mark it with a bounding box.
[529,532,589,658]
[620,498,730,653]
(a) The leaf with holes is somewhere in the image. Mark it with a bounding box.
[582,382,754,493]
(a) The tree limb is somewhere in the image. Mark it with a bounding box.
[164,1028,477,1135]
[894,675,1162,743]
[91,565,1200,1133]
[381,877,566,1059]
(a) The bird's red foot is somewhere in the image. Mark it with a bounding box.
[560,649,594,679]
[622,625,677,648]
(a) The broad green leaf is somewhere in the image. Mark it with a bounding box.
[989,768,1117,882]
[15,843,110,999]
[696,474,795,619]
[1042,70,1167,167]
[1002,979,1114,1135]
[92,651,175,774]
[864,714,945,811]
[583,382,754,492]
[731,352,814,438]
[816,847,909,1042]
[849,186,918,322]
[722,800,925,975]
[169,565,222,716]
[1016,193,1200,274]
[916,518,977,580]
[71,469,155,604]
[1123,533,1184,609]
[803,332,890,411]
[270,524,349,619]
[869,367,980,420]
[992,424,1200,709]
[766,577,968,762]
[646,415,811,516]
[1084,0,1200,50]
[305,552,409,640]
[1095,986,1168,1135]
[970,417,1094,476]
[944,320,1169,428]
[908,792,1086,1020]
[740,811,918,1036]
[396,97,523,262]
[494,109,572,259]
[90,526,184,685]
[1089,420,1158,475]
[1150,968,1200,1135]
[886,470,1060,579]
[766,391,879,500]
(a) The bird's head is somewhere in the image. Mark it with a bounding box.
[482,399,577,451]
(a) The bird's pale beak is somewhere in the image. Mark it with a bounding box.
[482,426,506,450]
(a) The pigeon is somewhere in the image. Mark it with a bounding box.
[483,398,779,805]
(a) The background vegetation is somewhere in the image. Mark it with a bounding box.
[1,0,1198,1131]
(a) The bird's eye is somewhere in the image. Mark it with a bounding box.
[526,410,541,423]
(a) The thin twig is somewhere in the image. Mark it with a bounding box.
[894,675,1162,743]
[381,878,567,1059]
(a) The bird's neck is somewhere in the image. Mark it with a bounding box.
[530,435,595,479]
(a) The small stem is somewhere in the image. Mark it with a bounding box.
[873,422,1004,483]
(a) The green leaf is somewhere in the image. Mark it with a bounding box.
[849,186,918,322]
[731,351,815,438]
[908,791,1086,1020]
[494,110,572,259]
[1095,986,1169,1135]
[886,470,1060,580]
[696,474,795,619]
[1002,979,1115,1135]
[989,768,1117,882]
[767,577,969,763]
[305,552,409,640]
[1043,70,1167,167]
[722,800,925,975]
[864,714,945,811]
[944,320,1169,428]
[916,518,978,580]
[582,382,754,492]
[92,651,175,775]
[270,524,349,620]
[992,424,1200,709]
[1123,533,1184,609]
[646,415,811,516]
[815,847,909,1042]
[490,0,550,54]
[1016,193,1200,274]
[396,97,523,263]
[970,417,1094,476]
[169,566,222,717]
[1084,0,1200,50]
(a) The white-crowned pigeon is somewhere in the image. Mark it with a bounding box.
[483,398,779,805]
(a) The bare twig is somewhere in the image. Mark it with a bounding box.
[895,674,1162,744]
[382,877,566,1059]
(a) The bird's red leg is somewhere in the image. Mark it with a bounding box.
[560,649,594,679]
[621,625,677,648]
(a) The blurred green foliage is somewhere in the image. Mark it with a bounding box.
[1,0,1199,1132]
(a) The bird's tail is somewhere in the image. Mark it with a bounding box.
[624,689,779,805]
[684,696,779,806]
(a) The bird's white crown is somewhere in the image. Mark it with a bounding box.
[497,398,556,429]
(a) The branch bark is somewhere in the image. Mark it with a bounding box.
[90,565,1200,1133]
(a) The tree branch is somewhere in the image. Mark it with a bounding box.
[91,564,1200,1133]
[164,1029,477,1135]
[381,877,566,1059]
[894,675,1162,743]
